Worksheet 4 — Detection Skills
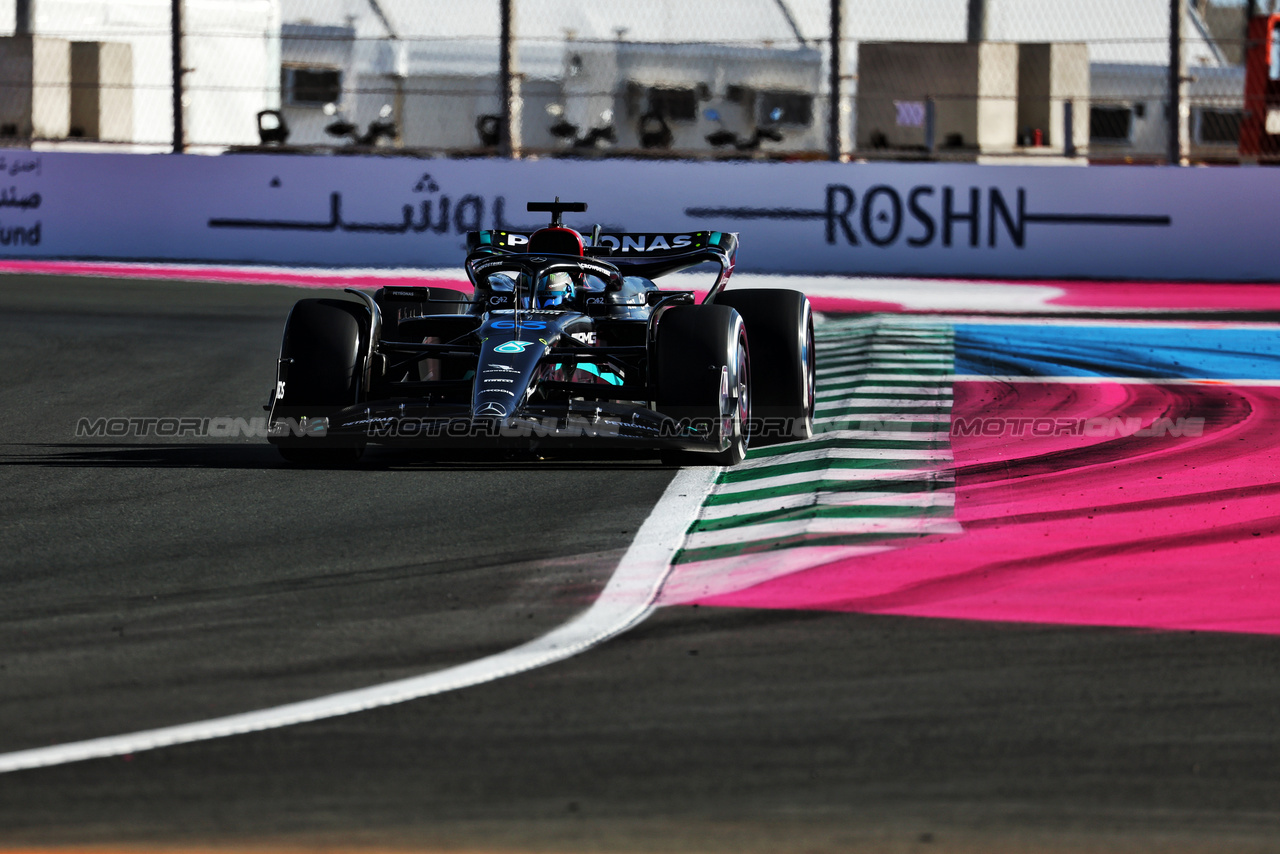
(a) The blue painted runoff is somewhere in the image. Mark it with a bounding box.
[953,324,1280,380]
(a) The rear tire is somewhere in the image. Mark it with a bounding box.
[654,304,750,466]
[271,298,368,464]
[713,289,814,444]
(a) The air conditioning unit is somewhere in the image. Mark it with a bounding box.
[70,41,133,142]
[0,35,71,140]
[1016,42,1088,154]
[855,42,1018,154]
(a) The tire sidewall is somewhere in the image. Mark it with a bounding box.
[712,288,814,443]
[653,304,750,463]
[271,298,369,453]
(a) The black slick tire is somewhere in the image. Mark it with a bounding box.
[271,298,368,465]
[654,304,751,466]
[713,289,814,444]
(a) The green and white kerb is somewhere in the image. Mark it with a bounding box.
[661,316,961,603]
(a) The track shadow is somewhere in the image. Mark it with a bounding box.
[0,442,286,470]
[0,443,676,472]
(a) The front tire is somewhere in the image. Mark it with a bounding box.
[713,289,814,444]
[654,304,751,466]
[270,298,368,464]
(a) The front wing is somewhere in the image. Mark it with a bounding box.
[269,399,729,453]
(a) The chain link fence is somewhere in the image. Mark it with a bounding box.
[0,0,1268,163]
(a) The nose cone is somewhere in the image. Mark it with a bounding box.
[473,335,548,422]
[473,312,575,422]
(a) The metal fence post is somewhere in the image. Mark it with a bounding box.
[16,0,32,35]
[171,0,185,153]
[1167,0,1186,165]
[925,97,936,154]
[499,0,519,159]
[1063,99,1076,157]
[827,0,842,161]
[1246,0,1258,50]
[967,0,987,43]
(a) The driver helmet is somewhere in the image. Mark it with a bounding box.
[537,271,575,308]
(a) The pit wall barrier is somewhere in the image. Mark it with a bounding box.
[0,150,1274,281]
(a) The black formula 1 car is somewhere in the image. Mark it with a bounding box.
[266,199,815,465]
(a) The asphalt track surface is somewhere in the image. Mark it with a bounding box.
[2,276,1280,852]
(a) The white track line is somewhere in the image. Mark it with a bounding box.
[820,385,953,396]
[699,490,955,520]
[683,516,964,550]
[736,446,952,469]
[811,412,951,423]
[0,466,720,774]
[715,467,951,494]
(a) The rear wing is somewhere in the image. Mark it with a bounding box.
[467,229,737,301]
[469,229,735,258]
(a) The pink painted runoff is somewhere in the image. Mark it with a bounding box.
[1044,280,1280,311]
[7,260,1278,314]
[693,381,1280,635]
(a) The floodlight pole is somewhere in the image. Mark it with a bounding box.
[171,0,185,153]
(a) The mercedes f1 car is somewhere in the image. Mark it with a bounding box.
[266,199,815,465]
